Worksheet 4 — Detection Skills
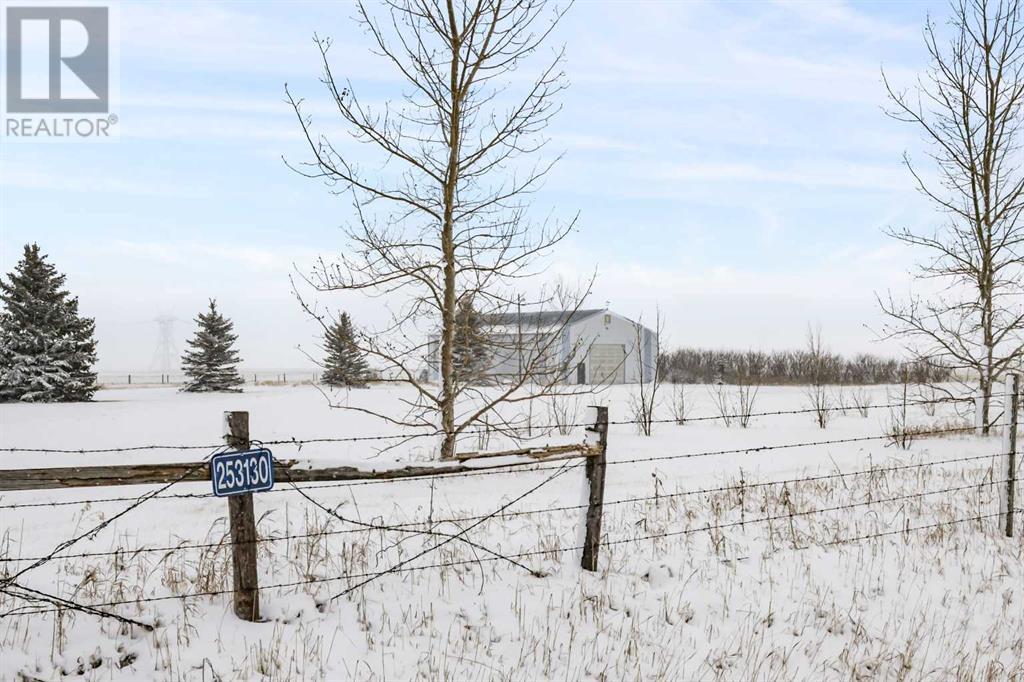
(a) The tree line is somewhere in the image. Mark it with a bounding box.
[0,242,959,401]
[658,347,954,386]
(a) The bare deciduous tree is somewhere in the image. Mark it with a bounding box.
[804,324,833,429]
[628,311,663,436]
[880,0,1024,433]
[287,1,590,458]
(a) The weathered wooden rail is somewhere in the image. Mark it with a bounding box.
[0,408,611,623]
[0,444,600,492]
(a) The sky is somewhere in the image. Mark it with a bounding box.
[0,0,954,371]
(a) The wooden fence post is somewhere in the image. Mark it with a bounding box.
[1001,374,1019,537]
[581,406,608,572]
[224,411,260,621]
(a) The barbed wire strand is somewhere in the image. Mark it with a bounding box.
[3,490,1012,619]
[324,459,583,602]
[0,395,979,455]
[0,446,229,590]
[271,455,546,578]
[0,423,985,508]
[0,450,1005,563]
[9,507,1015,621]
[1,581,153,631]
[244,424,981,491]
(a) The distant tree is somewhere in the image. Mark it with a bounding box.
[322,313,370,388]
[452,297,491,385]
[180,299,244,393]
[880,0,1024,433]
[804,324,833,429]
[657,345,950,386]
[0,243,97,402]
[629,311,665,435]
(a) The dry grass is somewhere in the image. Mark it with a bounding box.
[887,417,974,448]
[2,452,1022,680]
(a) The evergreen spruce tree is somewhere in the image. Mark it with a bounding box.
[0,244,98,402]
[180,299,244,392]
[322,313,370,387]
[452,297,490,384]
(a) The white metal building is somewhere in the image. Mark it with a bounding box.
[427,308,658,385]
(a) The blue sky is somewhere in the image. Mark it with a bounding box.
[1,0,950,370]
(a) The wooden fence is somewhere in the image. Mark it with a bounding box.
[0,407,610,622]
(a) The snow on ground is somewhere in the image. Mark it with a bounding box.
[1,383,1021,679]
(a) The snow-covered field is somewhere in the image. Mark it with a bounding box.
[1,383,1021,680]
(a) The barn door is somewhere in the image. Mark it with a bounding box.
[589,344,626,384]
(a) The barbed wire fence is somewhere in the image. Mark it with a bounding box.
[0,377,1019,629]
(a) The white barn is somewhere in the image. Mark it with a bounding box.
[427,308,658,385]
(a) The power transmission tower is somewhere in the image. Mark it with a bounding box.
[152,315,179,376]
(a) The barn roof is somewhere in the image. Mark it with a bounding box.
[483,309,606,328]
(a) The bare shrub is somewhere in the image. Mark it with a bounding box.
[629,390,657,436]
[887,369,913,449]
[834,385,848,415]
[547,394,581,436]
[708,384,734,428]
[706,378,759,429]
[670,384,689,425]
[916,383,942,417]
[805,384,832,429]
[850,388,873,418]
[804,325,832,429]
[734,381,759,428]
[629,312,663,436]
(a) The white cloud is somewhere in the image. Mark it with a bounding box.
[650,159,910,191]
[550,133,641,153]
[119,2,396,79]
[771,0,917,42]
[0,168,206,197]
[109,239,319,272]
[543,244,921,354]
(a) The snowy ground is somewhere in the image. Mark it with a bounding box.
[1,383,1021,680]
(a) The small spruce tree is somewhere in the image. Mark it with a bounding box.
[181,299,244,392]
[0,244,98,402]
[452,297,490,385]
[322,313,370,388]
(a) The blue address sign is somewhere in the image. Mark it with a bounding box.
[211,448,275,496]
